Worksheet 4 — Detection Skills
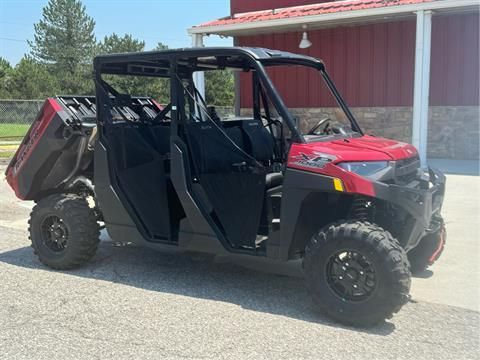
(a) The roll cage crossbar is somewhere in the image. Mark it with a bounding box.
[93,47,363,141]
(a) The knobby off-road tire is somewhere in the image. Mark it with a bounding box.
[407,218,446,274]
[303,221,411,327]
[29,193,100,270]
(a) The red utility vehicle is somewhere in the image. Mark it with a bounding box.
[6,48,446,326]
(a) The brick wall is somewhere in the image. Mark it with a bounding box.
[428,106,480,160]
[290,107,413,144]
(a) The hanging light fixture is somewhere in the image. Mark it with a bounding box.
[299,24,312,49]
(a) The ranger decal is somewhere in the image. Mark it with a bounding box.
[292,152,337,169]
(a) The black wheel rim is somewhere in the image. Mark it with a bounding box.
[40,215,69,252]
[326,250,377,302]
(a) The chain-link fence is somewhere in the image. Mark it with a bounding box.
[0,99,43,140]
[0,99,42,159]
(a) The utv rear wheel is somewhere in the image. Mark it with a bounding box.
[29,194,100,270]
[303,221,411,327]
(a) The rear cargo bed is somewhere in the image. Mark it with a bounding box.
[5,96,161,200]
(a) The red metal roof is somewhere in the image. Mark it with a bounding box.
[196,0,438,28]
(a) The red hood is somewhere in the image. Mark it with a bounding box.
[295,135,418,162]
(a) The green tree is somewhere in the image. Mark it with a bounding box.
[0,58,12,78]
[147,42,170,103]
[97,33,145,55]
[98,34,148,96]
[29,0,96,93]
[100,39,171,102]
[205,69,234,107]
[153,42,168,51]
[0,57,13,98]
[8,57,59,99]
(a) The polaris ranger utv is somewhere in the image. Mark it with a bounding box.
[6,47,446,326]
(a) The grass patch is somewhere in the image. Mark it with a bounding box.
[0,142,19,159]
[0,151,15,158]
[0,123,30,140]
[0,144,19,150]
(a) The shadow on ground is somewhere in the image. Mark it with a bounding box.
[0,239,397,335]
[412,269,434,279]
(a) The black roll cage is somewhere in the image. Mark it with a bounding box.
[93,47,363,141]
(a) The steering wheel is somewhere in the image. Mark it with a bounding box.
[307,117,331,135]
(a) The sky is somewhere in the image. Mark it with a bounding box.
[0,0,232,65]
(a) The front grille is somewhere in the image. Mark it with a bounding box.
[395,155,420,184]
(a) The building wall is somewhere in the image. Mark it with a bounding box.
[427,106,479,159]
[430,14,479,106]
[236,13,479,159]
[237,13,479,108]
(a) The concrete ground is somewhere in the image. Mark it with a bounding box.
[0,162,479,359]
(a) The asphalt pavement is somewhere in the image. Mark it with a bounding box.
[0,162,479,359]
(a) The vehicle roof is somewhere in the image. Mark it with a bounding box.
[94,46,324,77]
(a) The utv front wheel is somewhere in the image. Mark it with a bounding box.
[303,221,411,327]
[29,194,100,270]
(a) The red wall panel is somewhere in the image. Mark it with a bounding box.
[237,20,416,108]
[231,0,328,15]
[430,13,479,106]
[236,13,479,108]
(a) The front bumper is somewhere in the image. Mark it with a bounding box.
[373,167,446,251]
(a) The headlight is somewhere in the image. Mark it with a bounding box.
[338,161,389,176]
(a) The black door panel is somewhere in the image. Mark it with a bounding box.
[185,122,266,248]
[107,125,171,241]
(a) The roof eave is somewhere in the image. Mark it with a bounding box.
[188,0,479,36]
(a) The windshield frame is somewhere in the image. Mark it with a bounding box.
[257,57,364,143]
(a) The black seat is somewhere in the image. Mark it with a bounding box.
[241,120,274,162]
[241,120,282,188]
[223,126,246,152]
[186,120,282,189]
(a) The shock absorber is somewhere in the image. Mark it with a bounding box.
[350,196,373,221]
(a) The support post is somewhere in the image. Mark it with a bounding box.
[191,33,205,100]
[234,71,241,116]
[412,10,432,168]
[232,36,241,117]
